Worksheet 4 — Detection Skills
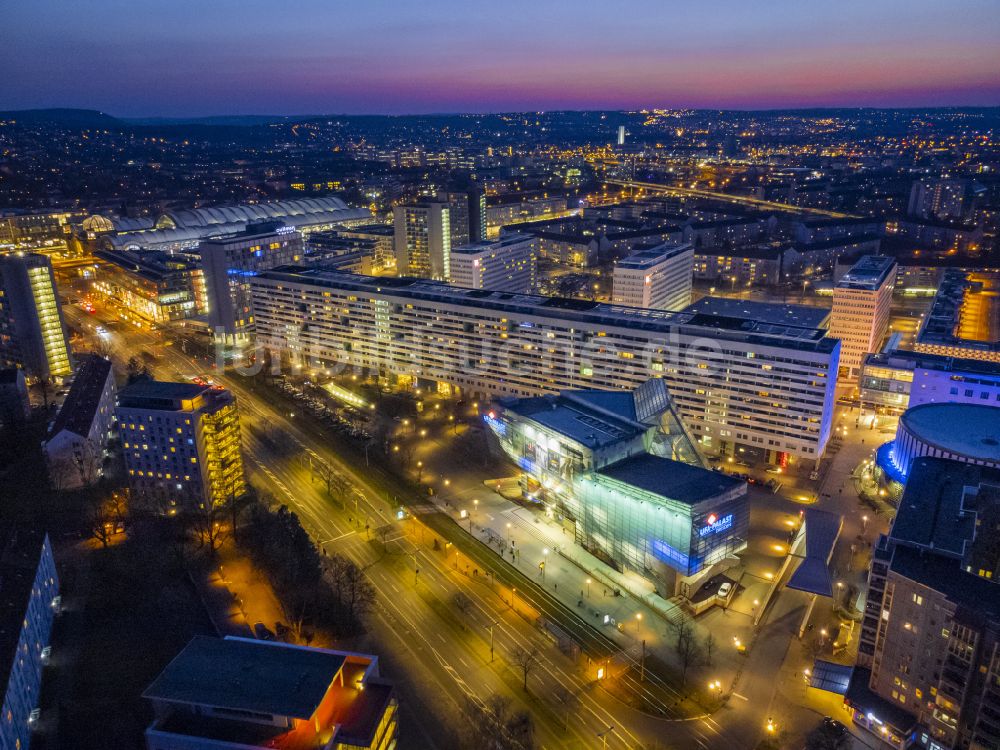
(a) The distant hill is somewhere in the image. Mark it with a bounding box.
[0,108,123,128]
[123,115,311,127]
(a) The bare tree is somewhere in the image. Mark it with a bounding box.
[190,503,227,556]
[313,462,350,505]
[703,632,717,667]
[666,616,702,685]
[72,439,104,487]
[552,685,579,730]
[512,645,539,691]
[453,591,473,615]
[88,490,128,548]
[463,694,535,750]
[47,454,78,494]
[326,554,376,623]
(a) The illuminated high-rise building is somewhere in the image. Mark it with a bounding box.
[393,202,454,280]
[831,255,895,379]
[612,242,694,311]
[199,222,303,346]
[117,381,246,509]
[0,253,73,381]
[908,179,966,221]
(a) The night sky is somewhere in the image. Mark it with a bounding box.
[2,0,998,116]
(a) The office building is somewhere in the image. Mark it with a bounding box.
[448,234,536,293]
[436,191,472,248]
[93,248,207,324]
[908,179,966,221]
[393,202,454,280]
[200,222,303,346]
[830,255,896,379]
[860,346,1000,414]
[0,253,73,382]
[329,224,397,272]
[617,125,626,146]
[852,459,1000,749]
[144,636,397,750]
[1,528,59,750]
[612,242,694,311]
[468,185,488,243]
[250,269,840,464]
[916,270,1000,363]
[486,193,566,230]
[117,381,246,509]
[43,355,116,489]
[692,245,783,287]
[487,379,747,596]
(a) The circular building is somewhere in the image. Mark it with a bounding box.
[877,403,1000,487]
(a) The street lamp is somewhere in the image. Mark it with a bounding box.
[708,679,722,697]
[635,612,642,633]
[506,522,512,545]
[862,514,869,533]
[586,577,592,598]
[766,717,776,734]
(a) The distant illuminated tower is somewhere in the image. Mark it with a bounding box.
[0,253,73,381]
[617,125,626,146]
[393,202,454,280]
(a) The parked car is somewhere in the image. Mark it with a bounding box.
[252,622,275,641]
[822,717,847,737]
[717,582,733,599]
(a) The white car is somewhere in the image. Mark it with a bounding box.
[717,582,733,600]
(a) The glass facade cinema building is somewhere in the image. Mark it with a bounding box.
[486,379,748,597]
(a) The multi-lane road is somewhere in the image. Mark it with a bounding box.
[62,298,746,749]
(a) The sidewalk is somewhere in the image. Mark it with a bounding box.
[436,474,756,698]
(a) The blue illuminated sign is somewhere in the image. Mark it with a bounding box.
[698,513,734,538]
[483,414,506,436]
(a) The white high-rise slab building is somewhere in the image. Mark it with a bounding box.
[448,234,536,293]
[612,242,694,311]
[250,269,841,465]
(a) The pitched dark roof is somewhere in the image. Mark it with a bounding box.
[47,355,113,439]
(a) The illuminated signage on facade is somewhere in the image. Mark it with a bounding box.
[698,513,733,538]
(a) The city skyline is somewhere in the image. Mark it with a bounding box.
[2,0,999,117]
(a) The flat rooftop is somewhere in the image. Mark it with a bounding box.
[452,233,531,255]
[117,380,216,411]
[616,243,691,269]
[499,390,647,450]
[836,255,896,291]
[598,454,744,505]
[889,458,995,557]
[900,403,1000,463]
[254,268,838,353]
[144,636,346,720]
[682,297,831,329]
[918,269,1000,352]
